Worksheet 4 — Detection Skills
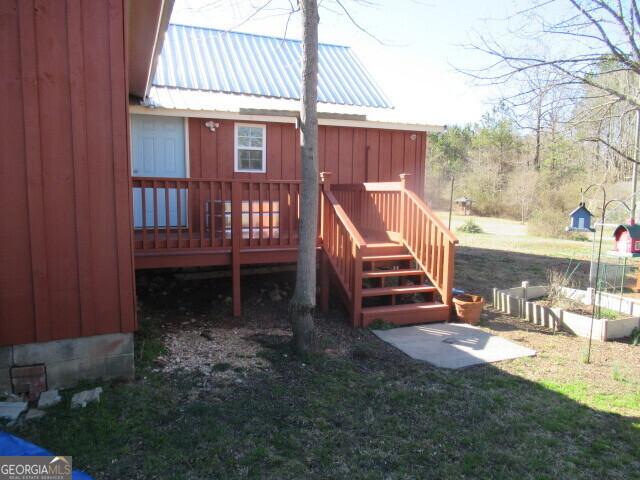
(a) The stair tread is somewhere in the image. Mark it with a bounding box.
[364,242,403,248]
[361,284,436,297]
[362,244,407,256]
[363,269,424,278]
[362,301,447,314]
[362,254,413,262]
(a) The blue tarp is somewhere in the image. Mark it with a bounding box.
[0,431,92,479]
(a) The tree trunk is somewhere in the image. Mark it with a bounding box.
[290,0,319,355]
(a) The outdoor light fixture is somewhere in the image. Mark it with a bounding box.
[567,185,631,363]
[204,120,219,132]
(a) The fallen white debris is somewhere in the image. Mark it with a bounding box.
[0,401,28,421]
[71,387,103,409]
[38,389,62,408]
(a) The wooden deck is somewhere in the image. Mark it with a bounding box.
[132,173,458,325]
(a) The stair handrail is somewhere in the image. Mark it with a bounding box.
[403,190,458,244]
[323,191,367,248]
[398,173,458,308]
[331,182,400,192]
[320,172,365,325]
[320,173,366,247]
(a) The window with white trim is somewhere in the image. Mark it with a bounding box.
[235,123,266,172]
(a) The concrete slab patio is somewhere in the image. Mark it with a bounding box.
[373,323,536,369]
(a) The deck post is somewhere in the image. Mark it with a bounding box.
[319,172,332,312]
[231,181,242,317]
[319,172,332,244]
[399,173,410,241]
[351,244,363,327]
[442,240,455,311]
[320,252,330,312]
[320,171,332,192]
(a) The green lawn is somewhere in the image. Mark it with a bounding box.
[8,333,639,479]
[437,211,594,260]
[457,231,593,259]
[5,219,640,479]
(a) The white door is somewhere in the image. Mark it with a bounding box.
[131,114,187,228]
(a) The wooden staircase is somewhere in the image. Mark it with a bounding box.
[319,173,458,328]
[359,244,449,326]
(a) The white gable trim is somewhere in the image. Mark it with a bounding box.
[129,105,444,133]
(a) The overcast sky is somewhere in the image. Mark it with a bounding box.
[170,0,568,126]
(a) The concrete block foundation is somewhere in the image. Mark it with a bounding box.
[0,369,10,396]
[0,333,133,395]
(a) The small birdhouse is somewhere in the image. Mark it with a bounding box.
[613,221,640,254]
[567,202,594,232]
[454,196,473,216]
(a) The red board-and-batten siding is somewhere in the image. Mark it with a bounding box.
[188,119,427,191]
[0,0,135,347]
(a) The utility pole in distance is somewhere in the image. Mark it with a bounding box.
[632,107,640,221]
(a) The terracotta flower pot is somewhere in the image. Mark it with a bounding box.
[453,294,484,325]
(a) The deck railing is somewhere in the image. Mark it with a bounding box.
[398,175,458,307]
[131,177,300,251]
[319,173,366,322]
[132,174,456,321]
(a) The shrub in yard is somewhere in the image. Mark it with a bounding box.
[612,366,625,382]
[457,162,505,217]
[545,264,584,307]
[528,205,589,240]
[528,207,567,238]
[631,327,640,346]
[527,169,593,239]
[457,219,484,234]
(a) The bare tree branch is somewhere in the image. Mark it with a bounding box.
[583,136,639,163]
[457,0,640,109]
[224,0,276,32]
[332,0,397,45]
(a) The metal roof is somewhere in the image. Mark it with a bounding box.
[152,24,393,109]
[138,87,444,132]
[614,223,640,239]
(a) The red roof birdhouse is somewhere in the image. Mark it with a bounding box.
[613,221,640,255]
